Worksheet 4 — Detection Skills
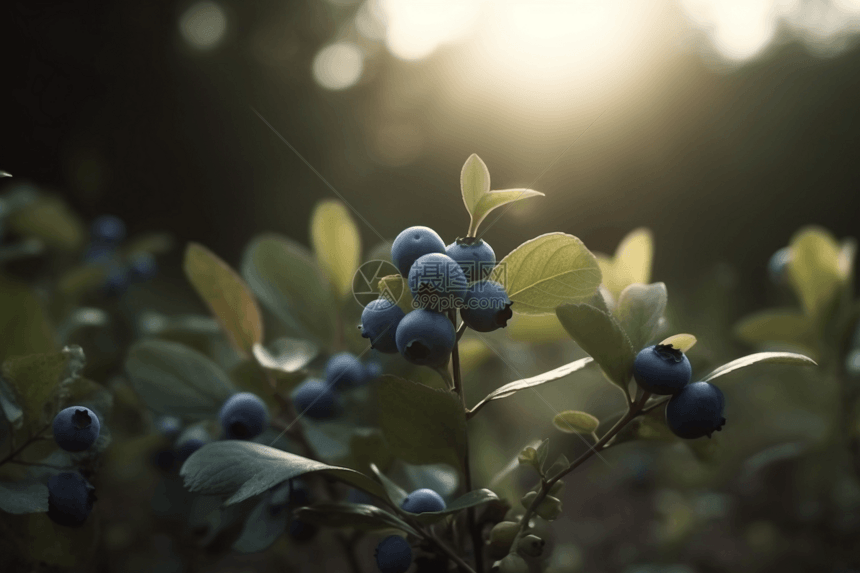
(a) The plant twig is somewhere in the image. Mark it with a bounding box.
[0,424,51,468]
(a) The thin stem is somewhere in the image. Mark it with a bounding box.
[0,424,51,468]
[449,310,483,573]
[456,321,468,342]
[422,530,478,573]
[509,391,651,555]
[640,396,670,415]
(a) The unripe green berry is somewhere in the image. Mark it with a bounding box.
[489,521,520,546]
[520,491,538,509]
[548,480,565,497]
[517,534,545,557]
[492,554,529,573]
[535,495,562,521]
[504,507,524,522]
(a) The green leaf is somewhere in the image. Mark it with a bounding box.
[468,357,593,418]
[659,333,697,353]
[184,243,264,358]
[376,274,415,315]
[610,408,675,446]
[2,346,83,434]
[506,313,570,343]
[469,189,544,237]
[378,376,467,471]
[181,441,386,506]
[552,411,600,434]
[546,454,570,480]
[410,489,500,524]
[252,338,318,374]
[125,339,235,420]
[349,431,394,475]
[596,228,654,298]
[0,480,49,514]
[120,231,174,258]
[517,445,542,475]
[556,304,635,397]
[311,200,362,300]
[535,438,550,469]
[787,226,844,320]
[461,153,491,217]
[0,374,24,430]
[701,351,817,383]
[0,276,56,363]
[6,195,86,251]
[366,240,394,263]
[614,282,668,351]
[399,463,459,499]
[231,496,289,554]
[369,463,409,507]
[490,233,601,315]
[734,309,815,350]
[241,234,336,347]
[296,503,418,535]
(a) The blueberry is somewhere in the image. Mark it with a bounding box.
[361,297,406,354]
[46,472,96,527]
[219,392,269,440]
[52,406,101,452]
[768,247,791,285]
[446,238,496,282]
[391,226,446,277]
[363,361,383,383]
[460,280,513,332]
[665,381,726,439]
[375,535,413,573]
[325,352,366,390]
[129,253,157,282]
[83,242,115,265]
[395,309,456,367]
[633,344,692,395]
[400,488,446,514]
[155,415,182,439]
[176,438,207,464]
[90,215,126,243]
[408,253,468,312]
[291,379,339,420]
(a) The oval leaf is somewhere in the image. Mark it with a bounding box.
[787,226,844,319]
[378,376,467,471]
[701,352,817,383]
[470,188,544,237]
[311,200,362,300]
[614,282,667,351]
[0,480,49,514]
[410,489,500,524]
[468,357,593,418]
[7,195,86,251]
[376,274,415,315]
[597,228,653,297]
[461,154,491,221]
[180,440,387,505]
[369,463,408,507]
[490,233,601,315]
[125,339,235,420]
[556,304,635,397]
[296,503,418,535]
[552,411,600,434]
[241,234,336,347]
[231,495,289,554]
[659,333,698,353]
[734,309,814,350]
[184,243,263,358]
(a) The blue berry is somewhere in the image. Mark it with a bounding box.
[91,215,126,243]
[363,361,382,382]
[665,381,726,439]
[460,280,513,332]
[155,415,182,439]
[401,488,446,513]
[176,438,207,464]
[219,392,269,440]
[83,242,115,265]
[768,247,791,285]
[391,226,446,277]
[103,264,129,296]
[325,352,365,389]
[361,297,406,354]
[633,344,692,395]
[47,472,96,527]
[52,406,100,452]
[408,253,468,312]
[445,238,496,282]
[395,309,456,367]
[291,379,339,420]
[376,535,413,573]
[129,253,157,281]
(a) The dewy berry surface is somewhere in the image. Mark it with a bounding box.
[390,226,446,277]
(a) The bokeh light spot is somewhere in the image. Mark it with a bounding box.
[179,2,227,50]
[312,42,365,91]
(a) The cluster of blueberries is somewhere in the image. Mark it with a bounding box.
[46,406,102,527]
[290,352,382,420]
[84,215,157,296]
[360,226,513,368]
[633,344,727,439]
[375,488,447,573]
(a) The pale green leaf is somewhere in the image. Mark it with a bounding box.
[311,200,362,300]
[701,351,817,383]
[734,309,815,350]
[659,333,698,353]
[552,411,600,434]
[469,188,544,236]
[376,274,415,315]
[787,226,843,320]
[296,503,418,534]
[490,233,601,315]
[461,153,491,217]
[597,228,653,298]
[252,338,318,374]
[614,282,667,351]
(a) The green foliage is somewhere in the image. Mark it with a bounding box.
[614,282,668,351]
[125,339,235,420]
[378,376,467,470]
[179,441,386,504]
[295,502,418,533]
[0,481,48,514]
[552,411,600,435]
[556,303,635,398]
[375,274,415,315]
[310,199,361,300]
[700,351,817,383]
[6,194,86,252]
[491,233,601,315]
[0,276,56,362]
[595,227,653,299]
[659,333,697,352]
[184,242,264,358]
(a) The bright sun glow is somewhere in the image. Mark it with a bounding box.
[374,0,483,60]
[312,42,365,90]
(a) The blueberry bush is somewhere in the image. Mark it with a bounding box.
[2,156,855,572]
